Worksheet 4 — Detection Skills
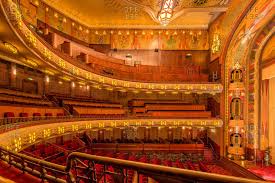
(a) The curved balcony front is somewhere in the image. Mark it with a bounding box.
[0,0,223,94]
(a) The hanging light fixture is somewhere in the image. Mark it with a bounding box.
[158,0,176,26]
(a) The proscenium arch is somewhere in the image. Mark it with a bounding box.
[221,0,274,157]
[247,21,274,152]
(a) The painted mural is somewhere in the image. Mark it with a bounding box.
[19,0,209,51]
[209,0,252,61]
[111,30,209,50]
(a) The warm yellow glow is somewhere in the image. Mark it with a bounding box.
[45,75,50,83]
[4,42,18,54]
[158,0,175,26]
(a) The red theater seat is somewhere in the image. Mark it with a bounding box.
[45,113,53,116]
[4,112,15,118]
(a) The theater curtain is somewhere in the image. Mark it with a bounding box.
[268,77,275,164]
[261,79,269,150]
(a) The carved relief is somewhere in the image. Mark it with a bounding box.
[230,69,243,83]
[230,98,242,120]
[230,133,242,148]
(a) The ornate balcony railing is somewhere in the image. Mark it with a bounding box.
[0,147,267,183]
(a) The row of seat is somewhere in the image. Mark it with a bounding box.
[0,88,42,99]
[74,107,126,115]
[0,94,52,106]
[41,29,209,82]
[63,99,123,108]
[129,100,212,118]
[20,134,232,181]
[3,112,64,118]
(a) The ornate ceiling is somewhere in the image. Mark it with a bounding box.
[42,0,230,29]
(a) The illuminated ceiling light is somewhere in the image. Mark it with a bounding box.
[12,67,16,75]
[158,0,176,26]
[4,42,18,54]
[133,90,139,94]
[158,91,165,94]
[45,75,50,83]
[120,89,127,92]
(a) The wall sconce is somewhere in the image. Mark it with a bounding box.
[12,67,17,76]
[45,75,50,83]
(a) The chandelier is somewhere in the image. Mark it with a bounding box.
[158,0,176,26]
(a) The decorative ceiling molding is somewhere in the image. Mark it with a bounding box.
[40,0,229,29]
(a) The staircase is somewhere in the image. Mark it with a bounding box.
[45,95,72,116]
[80,132,92,147]
[204,146,214,161]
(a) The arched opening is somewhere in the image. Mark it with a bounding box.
[260,36,275,164]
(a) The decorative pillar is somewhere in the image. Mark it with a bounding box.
[10,63,17,88]
[227,65,246,160]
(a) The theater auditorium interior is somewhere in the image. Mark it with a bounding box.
[0,0,274,182]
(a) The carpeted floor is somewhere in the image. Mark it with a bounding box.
[248,165,275,182]
[0,161,40,183]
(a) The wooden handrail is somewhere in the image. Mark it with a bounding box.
[66,152,268,183]
[0,147,269,183]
